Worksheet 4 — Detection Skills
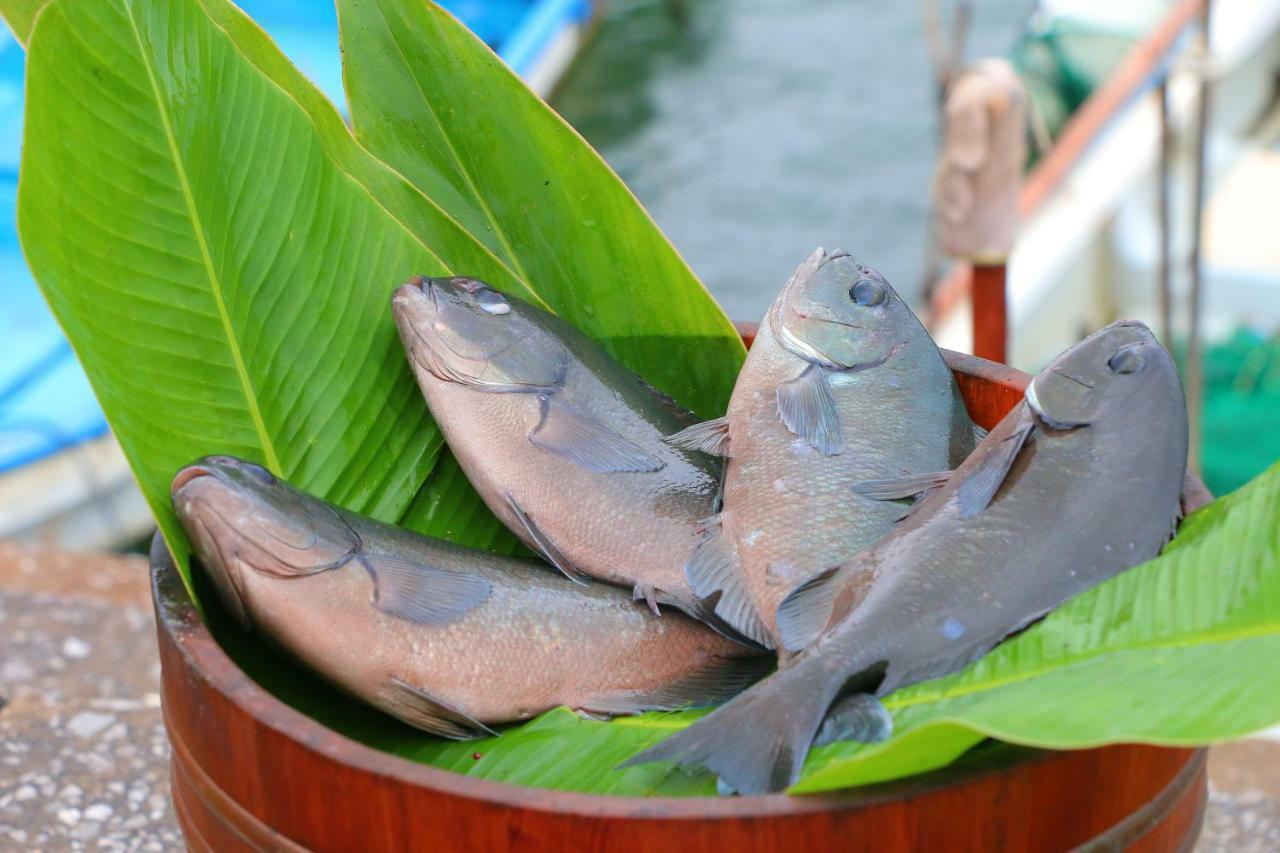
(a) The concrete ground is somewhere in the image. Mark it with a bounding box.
[0,539,1276,851]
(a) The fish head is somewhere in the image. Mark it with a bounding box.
[171,456,360,626]
[1025,321,1183,430]
[770,248,914,369]
[392,275,567,392]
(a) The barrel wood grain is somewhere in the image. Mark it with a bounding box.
[152,343,1207,852]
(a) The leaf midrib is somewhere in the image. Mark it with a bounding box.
[886,610,1279,711]
[122,0,281,473]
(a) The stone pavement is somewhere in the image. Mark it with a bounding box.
[0,538,1276,851]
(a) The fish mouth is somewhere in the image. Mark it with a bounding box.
[392,276,436,315]
[170,455,246,499]
[171,461,226,500]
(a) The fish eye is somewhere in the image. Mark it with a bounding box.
[242,462,278,487]
[850,279,886,307]
[1107,346,1145,375]
[474,288,511,316]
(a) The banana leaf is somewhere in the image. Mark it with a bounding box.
[336,0,741,418]
[7,0,742,595]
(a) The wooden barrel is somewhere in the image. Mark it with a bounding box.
[151,344,1208,852]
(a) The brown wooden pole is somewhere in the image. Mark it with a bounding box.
[971,263,1008,363]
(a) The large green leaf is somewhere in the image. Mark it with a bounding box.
[0,0,44,43]
[15,0,451,589]
[337,0,743,418]
[11,0,741,590]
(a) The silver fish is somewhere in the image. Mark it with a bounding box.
[669,248,979,647]
[628,321,1188,793]
[172,456,768,736]
[391,276,744,639]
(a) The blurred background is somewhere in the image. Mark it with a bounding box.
[5,0,1280,556]
[2,1,1279,848]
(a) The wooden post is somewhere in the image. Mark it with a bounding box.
[971,264,1008,363]
[932,59,1026,365]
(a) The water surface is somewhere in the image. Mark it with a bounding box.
[554,0,1030,319]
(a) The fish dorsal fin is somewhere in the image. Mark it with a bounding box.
[385,677,497,739]
[955,418,1035,519]
[579,653,773,717]
[776,364,842,455]
[685,518,775,650]
[503,491,590,584]
[665,417,731,457]
[813,693,893,746]
[852,470,953,501]
[529,394,666,473]
[360,553,490,626]
[775,565,840,653]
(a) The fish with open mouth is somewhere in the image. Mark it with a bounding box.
[668,248,980,647]
[171,456,769,736]
[391,275,751,642]
[627,321,1188,793]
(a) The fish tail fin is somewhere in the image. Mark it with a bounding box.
[622,655,843,794]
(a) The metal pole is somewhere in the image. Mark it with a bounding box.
[1187,2,1211,474]
[1156,77,1173,347]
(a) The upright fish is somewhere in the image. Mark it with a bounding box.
[628,321,1188,793]
[391,276,738,636]
[671,248,979,647]
[172,456,768,735]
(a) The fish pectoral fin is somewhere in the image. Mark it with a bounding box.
[361,554,491,626]
[529,394,666,473]
[582,653,773,716]
[633,582,662,616]
[954,418,1036,519]
[852,470,952,501]
[503,492,590,584]
[385,678,497,740]
[665,417,732,457]
[685,518,776,650]
[775,565,841,653]
[813,693,893,746]
[776,364,842,455]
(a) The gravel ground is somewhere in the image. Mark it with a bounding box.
[0,539,1274,850]
[0,543,181,851]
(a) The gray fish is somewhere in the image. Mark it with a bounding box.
[627,321,1188,793]
[172,456,768,736]
[669,248,979,647]
[391,276,743,638]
